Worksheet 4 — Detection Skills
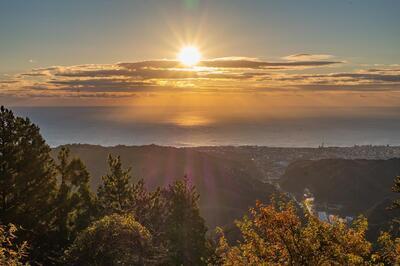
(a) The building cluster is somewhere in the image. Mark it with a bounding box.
[197,145,400,182]
[303,188,354,225]
[317,211,353,225]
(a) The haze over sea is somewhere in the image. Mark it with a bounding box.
[13,106,400,147]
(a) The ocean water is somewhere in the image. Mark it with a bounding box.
[11,106,400,147]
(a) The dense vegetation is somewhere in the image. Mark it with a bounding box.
[1,105,400,265]
[51,144,275,230]
[281,159,400,215]
[281,158,400,239]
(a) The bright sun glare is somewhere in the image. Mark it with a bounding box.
[178,46,201,67]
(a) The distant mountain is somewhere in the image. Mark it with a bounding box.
[51,144,275,229]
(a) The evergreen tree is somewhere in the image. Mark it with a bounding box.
[50,147,95,261]
[0,106,57,262]
[96,156,167,250]
[97,155,134,215]
[162,177,210,265]
[129,179,167,241]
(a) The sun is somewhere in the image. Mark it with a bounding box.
[178,46,201,67]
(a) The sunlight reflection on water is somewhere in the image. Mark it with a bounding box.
[12,106,400,147]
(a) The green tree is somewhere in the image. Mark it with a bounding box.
[217,199,372,265]
[0,106,57,262]
[97,155,133,215]
[49,147,95,261]
[129,179,167,241]
[162,177,210,265]
[63,214,155,265]
[0,224,29,266]
[95,156,168,252]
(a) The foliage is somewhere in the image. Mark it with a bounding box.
[0,224,29,266]
[0,107,97,264]
[162,177,211,265]
[128,179,167,241]
[0,106,57,262]
[63,214,154,266]
[371,231,400,265]
[392,175,400,229]
[392,175,400,208]
[97,155,134,215]
[95,155,169,245]
[217,200,372,265]
[48,147,95,262]
[372,174,400,264]
[96,171,212,265]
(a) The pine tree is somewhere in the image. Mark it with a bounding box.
[96,156,167,248]
[130,179,167,239]
[97,155,133,215]
[0,106,57,262]
[162,177,211,265]
[50,147,95,260]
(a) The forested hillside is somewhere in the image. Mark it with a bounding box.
[52,144,275,228]
[281,158,400,239]
[281,158,400,214]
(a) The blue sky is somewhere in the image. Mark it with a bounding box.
[1,0,399,73]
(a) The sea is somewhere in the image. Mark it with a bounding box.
[12,106,400,148]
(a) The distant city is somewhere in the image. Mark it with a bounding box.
[197,144,400,224]
[196,145,400,181]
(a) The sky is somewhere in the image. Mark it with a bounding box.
[1,0,400,124]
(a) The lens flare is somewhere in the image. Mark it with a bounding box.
[178,46,201,67]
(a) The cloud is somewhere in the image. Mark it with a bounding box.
[20,72,48,77]
[200,58,340,69]
[0,80,19,84]
[55,57,342,78]
[296,83,400,92]
[330,73,400,82]
[364,67,400,74]
[2,54,400,100]
[57,68,200,79]
[283,53,335,61]
[271,71,400,84]
[118,57,341,70]
[49,78,156,92]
